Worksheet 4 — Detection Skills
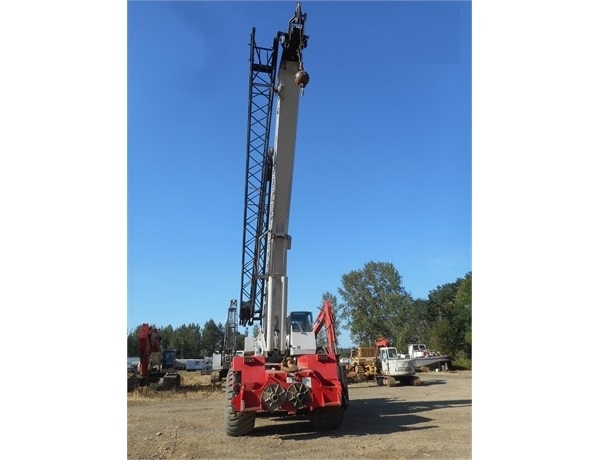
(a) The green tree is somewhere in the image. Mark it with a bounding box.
[423,280,460,354]
[422,272,471,360]
[201,319,223,354]
[338,261,413,347]
[235,329,249,351]
[170,323,202,357]
[160,325,175,349]
[453,272,472,359]
[410,299,430,345]
[127,325,142,357]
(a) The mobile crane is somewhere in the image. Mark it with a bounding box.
[211,299,239,380]
[225,3,349,437]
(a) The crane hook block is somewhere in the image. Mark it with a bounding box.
[295,69,310,88]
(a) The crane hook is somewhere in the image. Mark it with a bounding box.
[295,69,309,91]
[295,54,309,91]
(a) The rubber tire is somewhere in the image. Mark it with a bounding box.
[375,376,384,386]
[224,368,256,437]
[309,406,345,431]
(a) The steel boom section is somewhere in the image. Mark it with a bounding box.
[264,58,302,352]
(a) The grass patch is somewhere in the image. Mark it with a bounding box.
[127,371,223,399]
[450,359,472,370]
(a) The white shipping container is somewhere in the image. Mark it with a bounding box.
[186,359,205,371]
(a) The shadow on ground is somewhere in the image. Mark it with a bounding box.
[249,396,471,440]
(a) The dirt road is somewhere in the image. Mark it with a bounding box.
[127,370,471,459]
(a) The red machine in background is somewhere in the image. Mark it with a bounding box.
[313,300,339,354]
[136,323,181,390]
[375,337,393,349]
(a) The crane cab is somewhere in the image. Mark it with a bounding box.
[286,311,316,356]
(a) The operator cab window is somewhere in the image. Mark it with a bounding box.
[288,311,313,333]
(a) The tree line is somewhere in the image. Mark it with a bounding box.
[127,261,471,364]
[127,320,248,360]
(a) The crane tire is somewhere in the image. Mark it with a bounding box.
[309,406,344,431]
[224,368,256,437]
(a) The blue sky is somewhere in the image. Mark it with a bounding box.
[127,1,472,348]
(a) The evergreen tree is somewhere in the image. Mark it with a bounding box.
[338,261,413,347]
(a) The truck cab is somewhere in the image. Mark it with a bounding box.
[378,347,416,377]
[161,348,178,371]
[286,310,317,355]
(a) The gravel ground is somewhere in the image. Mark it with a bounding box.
[127,370,472,459]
